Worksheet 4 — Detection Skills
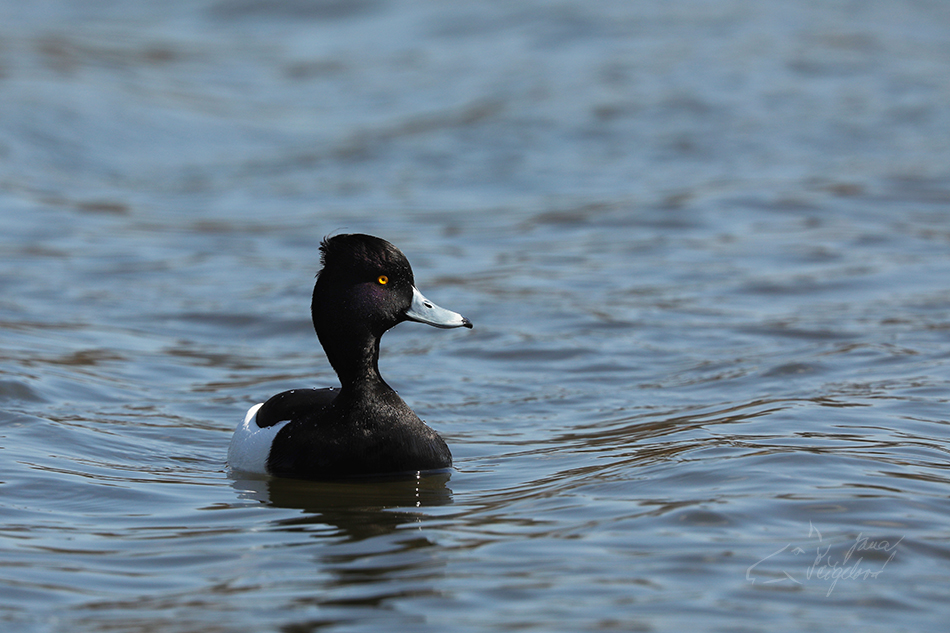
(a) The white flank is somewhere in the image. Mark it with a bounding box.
[227,403,292,477]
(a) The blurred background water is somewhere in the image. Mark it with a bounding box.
[2,1,950,631]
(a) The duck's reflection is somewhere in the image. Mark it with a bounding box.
[230,471,453,541]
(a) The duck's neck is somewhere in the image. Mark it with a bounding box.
[319,328,391,392]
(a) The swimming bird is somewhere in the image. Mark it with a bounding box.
[228,233,472,480]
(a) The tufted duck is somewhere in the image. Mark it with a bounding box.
[227,233,472,480]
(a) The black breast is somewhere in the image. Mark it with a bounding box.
[264,386,452,479]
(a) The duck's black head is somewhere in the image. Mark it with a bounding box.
[311,234,472,383]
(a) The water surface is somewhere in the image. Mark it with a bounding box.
[2,1,950,631]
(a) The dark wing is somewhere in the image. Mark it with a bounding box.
[255,388,338,428]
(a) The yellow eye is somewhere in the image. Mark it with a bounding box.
[377,275,389,285]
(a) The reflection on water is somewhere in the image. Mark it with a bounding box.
[232,473,453,541]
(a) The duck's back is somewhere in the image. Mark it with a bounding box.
[266,386,452,479]
[227,388,337,477]
[228,386,452,480]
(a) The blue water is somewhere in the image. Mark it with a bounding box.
[2,1,950,631]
